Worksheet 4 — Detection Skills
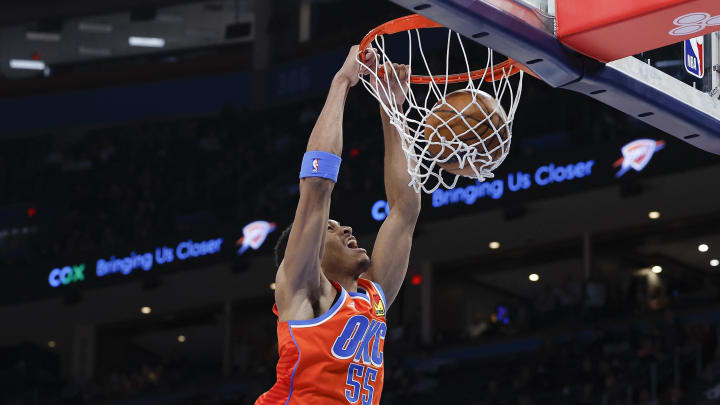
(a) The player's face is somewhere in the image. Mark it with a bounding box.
[322,219,370,277]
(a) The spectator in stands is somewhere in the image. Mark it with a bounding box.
[484,379,501,405]
[701,346,720,384]
[578,382,596,405]
[648,285,668,311]
[533,284,557,327]
[660,385,683,404]
[637,388,658,405]
[584,275,607,320]
[687,321,718,364]
[659,310,686,352]
[579,358,597,383]
[602,373,624,404]
[467,311,490,340]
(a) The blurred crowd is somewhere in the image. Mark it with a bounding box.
[6,302,720,405]
[0,66,631,268]
[0,93,389,267]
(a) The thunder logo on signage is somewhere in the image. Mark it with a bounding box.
[613,139,665,178]
[236,221,276,255]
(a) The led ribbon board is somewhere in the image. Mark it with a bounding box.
[96,238,224,277]
[48,237,224,287]
[372,159,596,219]
[370,138,669,220]
[47,220,278,288]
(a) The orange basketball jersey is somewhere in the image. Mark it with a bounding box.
[255,278,387,405]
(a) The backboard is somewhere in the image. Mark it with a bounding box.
[390,0,720,155]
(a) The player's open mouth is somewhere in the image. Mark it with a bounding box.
[346,237,358,248]
[346,237,365,253]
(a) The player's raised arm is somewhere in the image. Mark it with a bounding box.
[274,46,365,322]
[365,60,422,308]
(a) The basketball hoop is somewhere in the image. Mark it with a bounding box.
[357,14,528,194]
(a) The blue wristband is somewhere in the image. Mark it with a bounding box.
[299,151,342,182]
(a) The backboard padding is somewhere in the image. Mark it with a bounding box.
[713,32,720,98]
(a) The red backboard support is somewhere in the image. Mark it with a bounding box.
[557,0,720,62]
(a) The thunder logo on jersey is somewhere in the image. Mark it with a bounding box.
[331,315,386,404]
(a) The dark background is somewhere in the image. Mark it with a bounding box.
[1,1,719,404]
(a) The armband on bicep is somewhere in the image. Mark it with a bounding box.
[299,151,342,182]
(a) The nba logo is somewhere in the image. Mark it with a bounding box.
[684,36,704,79]
[312,158,319,173]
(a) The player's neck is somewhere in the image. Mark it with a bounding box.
[332,275,359,293]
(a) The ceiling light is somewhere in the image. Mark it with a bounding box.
[177,335,186,343]
[225,22,252,40]
[158,14,184,24]
[129,36,165,48]
[78,46,112,57]
[699,244,709,253]
[529,273,539,282]
[10,59,46,70]
[48,340,56,348]
[648,211,660,219]
[78,22,113,33]
[711,259,719,267]
[489,241,500,249]
[130,7,158,22]
[651,265,662,274]
[26,31,61,42]
[141,306,152,314]
[186,29,218,39]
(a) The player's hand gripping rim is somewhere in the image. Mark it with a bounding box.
[362,47,410,109]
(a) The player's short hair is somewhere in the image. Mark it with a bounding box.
[274,225,293,268]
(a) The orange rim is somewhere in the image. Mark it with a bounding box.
[359,14,537,84]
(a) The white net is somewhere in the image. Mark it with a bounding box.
[357,28,524,194]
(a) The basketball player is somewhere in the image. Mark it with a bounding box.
[254,46,419,405]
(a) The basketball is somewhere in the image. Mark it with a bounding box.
[423,89,509,177]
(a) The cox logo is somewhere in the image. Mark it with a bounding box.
[49,264,86,288]
[670,12,720,36]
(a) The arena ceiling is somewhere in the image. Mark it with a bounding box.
[0,0,254,79]
[0,0,206,27]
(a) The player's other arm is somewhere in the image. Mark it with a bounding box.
[275,46,364,322]
[365,62,421,308]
